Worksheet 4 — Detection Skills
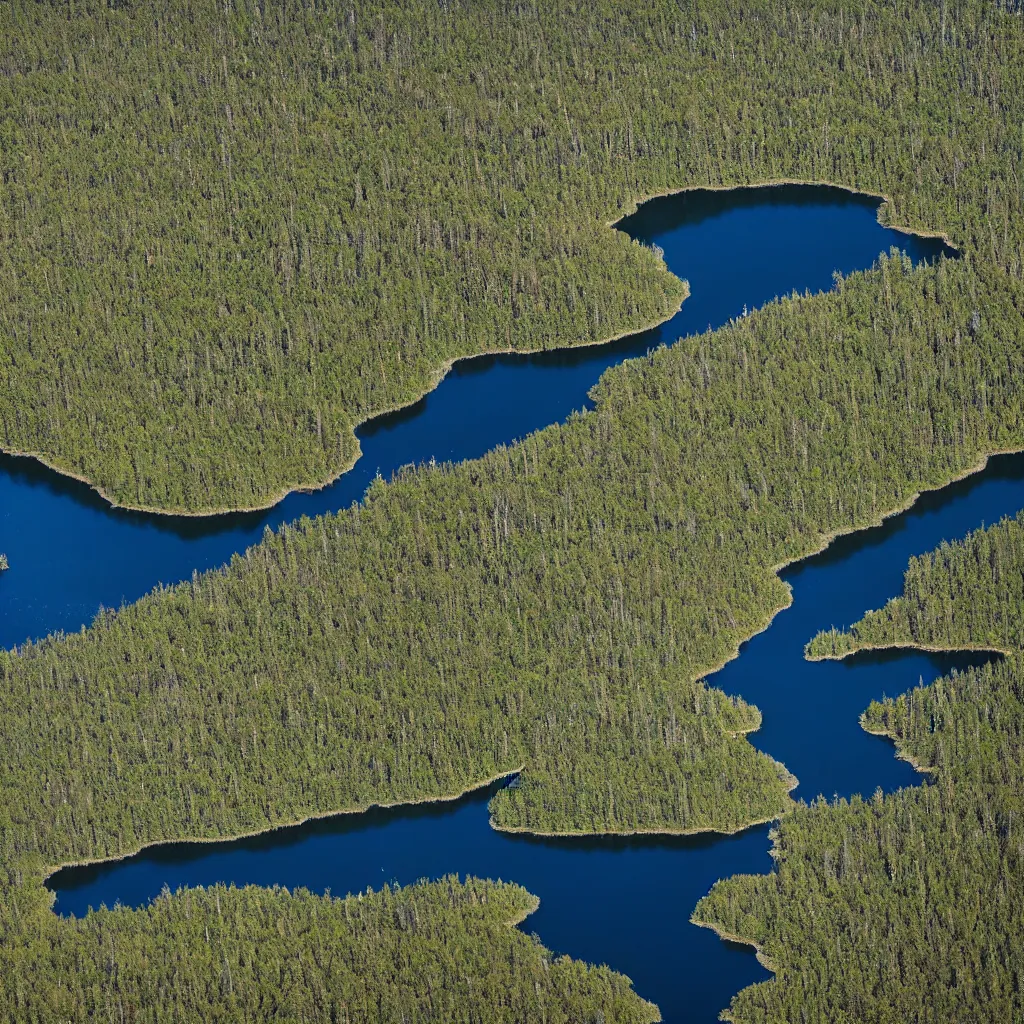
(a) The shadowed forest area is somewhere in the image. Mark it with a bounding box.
[2,0,1024,1019]
[697,517,1024,1022]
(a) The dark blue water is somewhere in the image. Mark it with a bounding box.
[46,451,1017,1022]
[19,184,995,1022]
[0,185,953,650]
[711,454,1024,804]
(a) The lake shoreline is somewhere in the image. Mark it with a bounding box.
[689,916,779,1002]
[490,806,788,841]
[46,754,795,900]
[44,767,524,890]
[3,178,960,519]
[1,291,687,519]
[683,447,1024,735]
[805,639,1011,662]
[609,178,960,252]
[43,452,1024,897]
[860,719,938,777]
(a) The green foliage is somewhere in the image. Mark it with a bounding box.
[698,520,1024,1021]
[0,0,691,512]
[5,0,1024,1018]
[696,754,1024,1022]
[0,875,659,1022]
[808,512,1024,658]
[9,250,1024,879]
[2,0,1024,510]
[3,242,1024,1014]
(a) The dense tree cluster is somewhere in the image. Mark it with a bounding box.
[0,875,659,1022]
[696,521,1024,1022]
[2,244,1024,1015]
[808,512,1024,658]
[0,0,1023,510]
[8,250,1024,887]
[3,0,1024,1018]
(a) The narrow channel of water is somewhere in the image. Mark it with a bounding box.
[48,455,1021,1022]
[0,185,952,650]
[28,186,1009,1021]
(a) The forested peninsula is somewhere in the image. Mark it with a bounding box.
[6,874,661,1021]
[3,0,1024,1019]
[695,518,1024,1022]
[0,0,1021,512]
[807,511,1024,659]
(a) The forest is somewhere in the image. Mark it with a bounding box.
[2,874,659,1021]
[696,518,1024,1022]
[807,511,1024,659]
[1,246,1023,1016]
[0,0,1022,511]
[2,0,1024,1018]
[6,250,1024,879]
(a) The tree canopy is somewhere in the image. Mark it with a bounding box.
[3,0,1024,1018]
[1,0,1023,511]
[697,517,1024,1022]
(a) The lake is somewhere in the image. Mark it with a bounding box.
[47,452,1017,1021]
[0,184,953,651]
[8,184,1001,1022]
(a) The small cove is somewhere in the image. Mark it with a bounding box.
[4,183,1000,1021]
[0,184,952,650]
[47,455,1022,1021]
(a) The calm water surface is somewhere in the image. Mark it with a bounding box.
[8,185,1003,1022]
[1,185,951,650]
[48,460,1015,1021]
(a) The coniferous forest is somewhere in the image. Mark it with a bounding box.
[0,0,1021,512]
[807,512,1024,658]
[696,518,1024,1022]
[10,874,661,1022]
[2,0,1024,1019]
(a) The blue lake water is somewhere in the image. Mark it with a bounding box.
[0,185,952,650]
[46,463,1011,1022]
[6,184,1005,1022]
